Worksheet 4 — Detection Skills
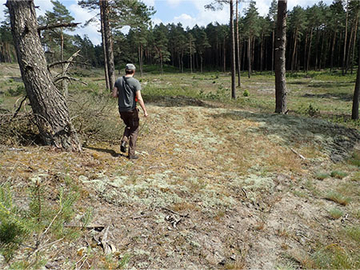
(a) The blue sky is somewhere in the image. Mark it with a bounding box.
[1,0,334,45]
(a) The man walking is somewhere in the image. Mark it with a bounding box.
[112,63,148,159]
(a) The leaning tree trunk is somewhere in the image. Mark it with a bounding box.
[6,0,81,151]
[351,38,360,120]
[275,0,287,114]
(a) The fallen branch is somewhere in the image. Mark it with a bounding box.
[64,224,105,231]
[161,207,190,218]
[11,95,27,120]
[290,147,306,160]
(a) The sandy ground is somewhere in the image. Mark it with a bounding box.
[1,101,360,269]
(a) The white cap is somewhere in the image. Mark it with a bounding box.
[125,63,136,71]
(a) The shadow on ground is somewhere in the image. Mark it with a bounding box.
[83,145,123,158]
[143,95,214,108]
[302,92,353,102]
[211,110,360,162]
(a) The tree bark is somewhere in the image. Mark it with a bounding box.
[330,31,336,71]
[291,29,298,72]
[306,28,313,72]
[100,0,115,90]
[275,0,287,114]
[104,0,115,89]
[6,0,81,150]
[236,0,241,87]
[342,0,349,75]
[223,37,226,73]
[247,36,251,78]
[230,0,236,99]
[100,1,110,90]
[351,38,360,120]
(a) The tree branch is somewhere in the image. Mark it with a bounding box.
[38,22,81,32]
[48,60,76,69]
[11,95,27,121]
[54,75,88,85]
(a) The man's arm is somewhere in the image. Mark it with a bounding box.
[111,86,118,98]
[136,90,148,117]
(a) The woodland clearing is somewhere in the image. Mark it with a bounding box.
[0,63,360,269]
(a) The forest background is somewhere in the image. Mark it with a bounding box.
[1,0,360,269]
[1,0,360,78]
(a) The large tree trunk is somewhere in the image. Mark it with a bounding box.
[230,0,236,99]
[275,0,287,114]
[6,0,81,151]
[351,38,360,120]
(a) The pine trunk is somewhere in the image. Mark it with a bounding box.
[6,0,81,151]
[342,0,349,75]
[247,36,251,78]
[230,0,236,99]
[100,1,110,90]
[236,0,241,87]
[275,0,287,114]
[352,38,360,120]
[330,31,336,71]
[101,0,115,90]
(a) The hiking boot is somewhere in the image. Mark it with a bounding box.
[128,155,139,160]
[120,141,127,153]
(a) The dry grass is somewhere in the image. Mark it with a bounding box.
[1,64,360,269]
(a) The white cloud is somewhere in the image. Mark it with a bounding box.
[183,0,229,28]
[167,0,182,8]
[34,0,54,17]
[0,1,5,22]
[173,13,196,28]
[68,3,102,45]
[142,0,155,7]
[152,17,163,26]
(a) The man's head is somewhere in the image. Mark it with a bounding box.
[125,63,136,75]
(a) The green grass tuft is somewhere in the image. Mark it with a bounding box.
[311,244,355,269]
[315,173,329,180]
[328,207,344,219]
[330,171,348,179]
[325,191,351,206]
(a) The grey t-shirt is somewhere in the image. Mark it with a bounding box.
[114,76,141,112]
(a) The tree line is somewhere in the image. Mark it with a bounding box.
[1,0,360,75]
[2,0,360,151]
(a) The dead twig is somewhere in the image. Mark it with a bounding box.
[53,75,87,85]
[11,95,27,121]
[290,147,306,160]
[161,207,190,218]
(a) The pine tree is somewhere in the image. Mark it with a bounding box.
[275,0,287,114]
[6,0,81,150]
